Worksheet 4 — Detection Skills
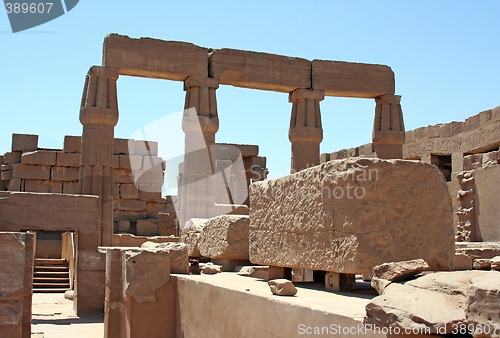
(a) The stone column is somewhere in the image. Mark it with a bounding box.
[288,89,324,173]
[372,94,405,159]
[79,66,119,246]
[76,66,118,315]
[179,77,219,228]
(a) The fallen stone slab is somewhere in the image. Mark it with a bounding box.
[198,215,250,261]
[180,218,210,257]
[364,270,500,335]
[268,279,297,296]
[371,259,431,294]
[456,242,500,260]
[250,158,454,274]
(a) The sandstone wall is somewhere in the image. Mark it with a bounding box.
[0,134,176,237]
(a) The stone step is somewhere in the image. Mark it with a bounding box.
[33,288,70,293]
[34,265,69,270]
[34,277,70,283]
[33,282,70,288]
[34,258,68,265]
[34,271,69,277]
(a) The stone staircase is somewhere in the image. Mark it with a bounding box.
[33,258,70,293]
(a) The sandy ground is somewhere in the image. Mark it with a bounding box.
[31,293,103,338]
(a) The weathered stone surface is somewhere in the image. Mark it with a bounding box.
[0,233,26,300]
[0,231,33,338]
[456,242,500,260]
[250,158,454,274]
[267,279,297,296]
[372,259,431,282]
[56,152,80,167]
[312,60,395,98]
[124,250,170,303]
[0,192,99,234]
[465,272,500,334]
[136,219,158,236]
[492,256,500,271]
[198,215,249,260]
[370,277,392,295]
[209,48,311,92]
[140,242,189,274]
[371,259,430,294]
[453,253,473,270]
[472,258,492,270]
[365,270,500,335]
[180,218,210,257]
[201,263,222,275]
[237,266,268,280]
[103,34,208,80]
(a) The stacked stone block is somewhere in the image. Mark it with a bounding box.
[0,134,178,237]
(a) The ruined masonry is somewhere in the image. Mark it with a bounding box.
[0,34,499,338]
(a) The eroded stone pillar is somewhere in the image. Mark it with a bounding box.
[372,94,405,159]
[79,66,119,246]
[179,77,219,228]
[289,89,324,173]
[76,66,118,315]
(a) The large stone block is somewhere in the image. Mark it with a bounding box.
[56,152,80,167]
[209,48,311,92]
[63,135,81,153]
[198,215,250,260]
[20,150,57,166]
[249,158,455,274]
[0,192,99,234]
[103,34,208,80]
[50,166,79,181]
[312,60,395,98]
[24,179,62,193]
[12,164,50,180]
[12,134,38,152]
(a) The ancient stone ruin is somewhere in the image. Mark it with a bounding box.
[0,34,499,337]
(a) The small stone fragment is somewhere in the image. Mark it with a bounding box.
[201,263,222,275]
[267,279,297,296]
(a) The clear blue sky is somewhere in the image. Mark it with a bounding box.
[1,1,499,178]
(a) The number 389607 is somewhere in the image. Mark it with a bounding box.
[5,3,54,14]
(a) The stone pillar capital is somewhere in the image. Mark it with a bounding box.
[375,94,401,105]
[184,76,219,90]
[87,65,119,81]
[289,88,325,103]
[288,89,324,172]
[372,94,405,159]
[79,66,119,128]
